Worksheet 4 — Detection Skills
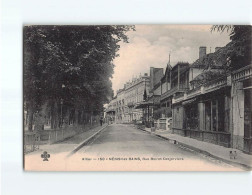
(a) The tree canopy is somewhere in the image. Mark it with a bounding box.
[211,25,252,70]
[24,25,134,130]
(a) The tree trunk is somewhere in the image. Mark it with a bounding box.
[27,107,34,132]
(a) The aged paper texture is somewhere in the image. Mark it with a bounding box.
[23,25,252,171]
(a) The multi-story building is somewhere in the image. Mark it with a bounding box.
[148,67,164,119]
[124,73,150,122]
[105,96,117,122]
[171,46,252,154]
[160,62,190,118]
[107,73,150,123]
[115,88,125,123]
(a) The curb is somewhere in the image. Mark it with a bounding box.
[67,124,108,157]
[138,127,251,171]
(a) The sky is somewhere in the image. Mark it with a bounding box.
[111,25,231,93]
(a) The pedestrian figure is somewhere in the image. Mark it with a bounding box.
[100,116,103,126]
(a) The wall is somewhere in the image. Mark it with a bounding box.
[153,84,161,95]
[231,81,244,150]
[189,68,203,86]
[123,76,150,122]
[172,105,184,129]
[161,82,167,94]
[150,67,163,90]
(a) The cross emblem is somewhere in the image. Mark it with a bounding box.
[41,151,50,161]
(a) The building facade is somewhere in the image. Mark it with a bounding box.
[160,62,190,118]
[124,73,150,122]
[107,73,150,123]
[171,46,252,153]
[115,88,125,123]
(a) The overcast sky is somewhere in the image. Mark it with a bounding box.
[111,25,230,93]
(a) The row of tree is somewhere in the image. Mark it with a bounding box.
[24,25,134,131]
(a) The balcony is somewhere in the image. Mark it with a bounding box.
[161,85,188,101]
[232,64,252,82]
[173,93,185,104]
[186,87,201,99]
[173,75,230,104]
[204,75,230,93]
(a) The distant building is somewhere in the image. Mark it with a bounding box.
[148,67,164,120]
[160,62,190,118]
[149,67,164,91]
[107,73,150,123]
[115,88,125,123]
[124,73,150,122]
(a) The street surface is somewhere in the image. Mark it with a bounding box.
[25,124,244,171]
[75,124,243,171]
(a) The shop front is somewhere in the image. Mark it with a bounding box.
[172,87,231,148]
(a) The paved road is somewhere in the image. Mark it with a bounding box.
[76,124,243,171]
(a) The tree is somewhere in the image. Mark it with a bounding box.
[24,25,135,131]
[211,25,252,70]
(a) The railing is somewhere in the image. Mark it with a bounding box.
[186,87,201,99]
[232,64,252,82]
[183,76,229,100]
[204,76,229,93]
[173,93,185,104]
[161,86,188,100]
[172,128,231,147]
[24,123,100,153]
[24,132,40,153]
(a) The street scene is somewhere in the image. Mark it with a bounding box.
[23,25,252,171]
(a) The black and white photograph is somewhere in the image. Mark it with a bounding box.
[23,25,252,171]
[1,0,252,194]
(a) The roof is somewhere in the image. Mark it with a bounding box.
[134,95,160,109]
[190,69,226,86]
[190,46,227,69]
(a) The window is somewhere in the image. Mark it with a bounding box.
[204,98,225,132]
[185,104,198,129]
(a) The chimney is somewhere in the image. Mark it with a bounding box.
[215,47,221,52]
[199,46,207,59]
[150,67,154,90]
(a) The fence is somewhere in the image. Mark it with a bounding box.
[24,132,40,153]
[24,122,99,153]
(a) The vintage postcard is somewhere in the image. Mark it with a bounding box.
[23,25,252,171]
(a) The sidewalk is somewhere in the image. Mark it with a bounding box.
[25,124,108,156]
[140,127,252,170]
